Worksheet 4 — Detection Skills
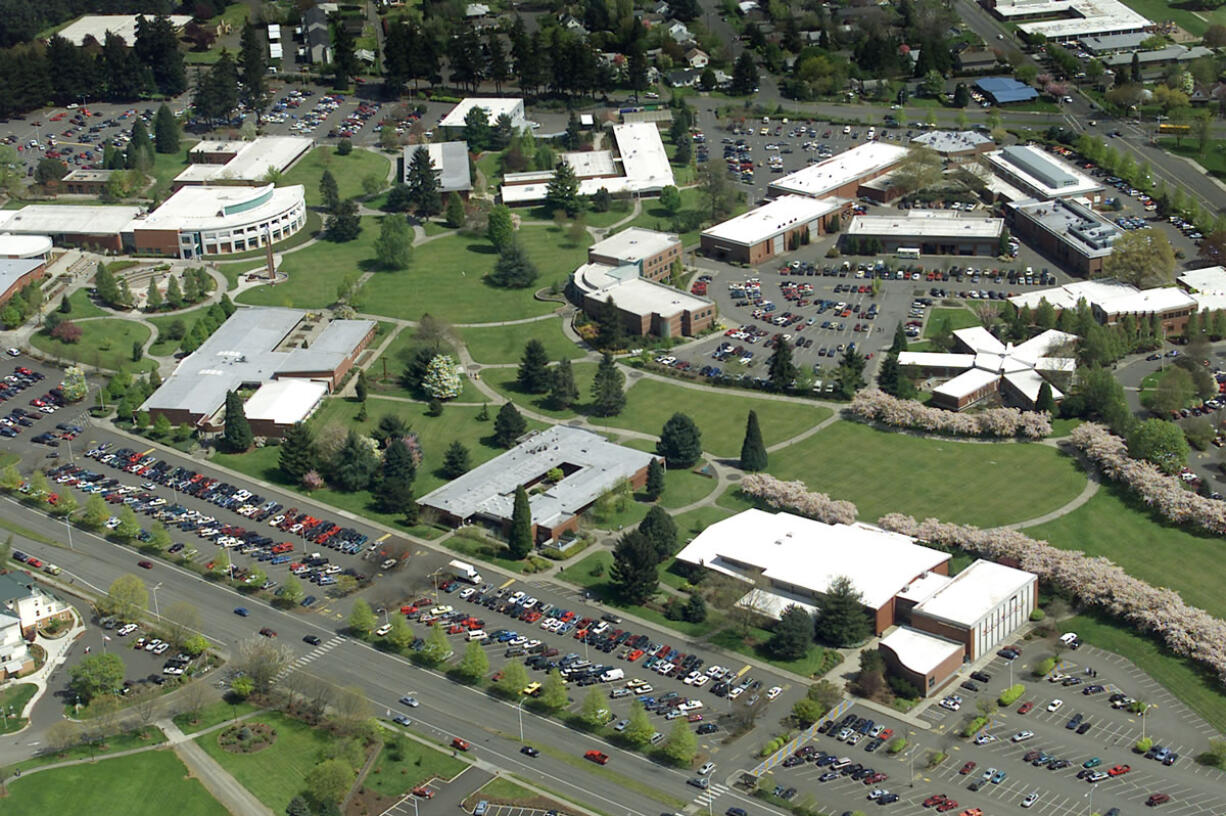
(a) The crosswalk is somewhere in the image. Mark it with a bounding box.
[276,635,346,681]
[691,781,730,809]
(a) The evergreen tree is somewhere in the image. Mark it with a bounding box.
[441,441,471,478]
[445,192,465,229]
[193,50,239,121]
[740,410,768,471]
[320,170,340,214]
[638,505,678,562]
[487,205,515,251]
[154,104,180,154]
[146,278,163,311]
[609,530,658,604]
[332,431,380,491]
[489,242,539,288]
[890,322,909,354]
[462,105,491,150]
[545,160,581,216]
[657,413,703,468]
[135,14,186,96]
[548,358,580,409]
[238,21,269,119]
[768,339,798,391]
[564,112,583,150]
[165,275,183,309]
[596,296,624,349]
[330,12,360,88]
[644,458,665,501]
[493,402,527,448]
[508,485,533,558]
[767,605,814,660]
[814,575,871,647]
[406,147,442,216]
[1035,381,1057,415]
[684,594,707,623]
[517,340,552,393]
[326,199,361,242]
[731,51,760,95]
[222,390,253,452]
[279,423,315,481]
[375,216,413,270]
[590,352,625,417]
[376,438,417,515]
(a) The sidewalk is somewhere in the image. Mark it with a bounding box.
[159,717,276,816]
[9,613,85,720]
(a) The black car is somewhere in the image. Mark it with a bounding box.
[520,746,540,757]
[970,671,992,683]
[961,680,980,692]
[303,635,322,645]
[1076,722,1092,735]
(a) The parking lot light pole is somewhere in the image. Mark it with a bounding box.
[151,582,162,621]
[517,698,525,744]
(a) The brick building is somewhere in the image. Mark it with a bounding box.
[0,258,47,306]
[1006,198,1119,277]
[61,169,115,195]
[700,195,845,264]
[587,227,682,282]
[767,142,909,200]
[571,262,716,337]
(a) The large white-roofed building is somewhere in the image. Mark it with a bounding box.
[571,262,715,337]
[910,560,1037,660]
[56,14,193,46]
[1176,266,1226,314]
[1005,198,1120,276]
[439,98,528,131]
[0,234,52,261]
[174,137,314,188]
[673,508,952,632]
[843,212,1004,256]
[0,205,141,253]
[242,379,329,437]
[1008,278,1197,336]
[767,142,909,200]
[587,227,683,282]
[700,195,845,264]
[418,426,658,545]
[878,627,966,697]
[127,184,307,258]
[899,326,1077,410]
[986,146,1103,202]
[985,0,1150,40]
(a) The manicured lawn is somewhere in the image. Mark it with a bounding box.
[474,778,541,803]
[462,318,584,365]
[658,466,720,509]
[13,726,166,772]
[359,227,588,323]
[1049,417,1083,438]
[363,327,482,403]
[768,421,1087,528]
[149,141,199,191]
[147,305,214,356]
[62,288,109,319]
[484,363,600,420]
[1030,484,1226,620]
[196,710,334,814]
[236,216,381,309]
[441,529,553,575]
[670,503,735,541]
[923,306,982,339]
[710,626,841,679]
[283,146,393,206]
[5,749,228,816]
[1061,612,1226,734]
[1118,0,1210,35]
[0,683,35,733]
[171,700,262,735]
[625,187,747,247]
[363,731,469,798]
[29,319,155,373]
[588,378,830,459]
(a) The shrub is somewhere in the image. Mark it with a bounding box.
[1029,608,1046,622]
[1135,737,1153,753]
[850,388,1052,439]
[887,737,906,754]
[1033,657,1056,678]
[962,716,988,738]
[998,684,1024,706]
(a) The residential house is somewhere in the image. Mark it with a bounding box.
[957,48,999,72]
[0,611,32,678]
[667,68,699,87]
[301,4,332,65]
[559,14,589,35]
[0,572,72,639]
[685,48,710,69]
[667,21,693,44]
[466,3,490,17]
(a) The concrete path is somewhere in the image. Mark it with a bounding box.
[160,717,276,816]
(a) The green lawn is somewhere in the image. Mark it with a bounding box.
[196,711,335,814]
[149,141,199,192]
[29,319,155,373]
[0,683,35,733]
[363,731,469,798]
[625,187,747,247]
[587,378,831,459]
[62,288,109,319]
[462,318,584,365]
[236,216,381,309]
[146,305,215,356]
[484,363,600,420]
[5,749,228,816]
[1030,484,1226,620]
[171,699,262,735]
[282,146,393,207]
[13,726,167,772]
[923,306,983,339]
[709,626,841,679]
[670,503,735,541]
[358,227,588,323]
[1061,612,1226,734]
[362,328,482,403]
[441,529,553,575]
[1118,0,1212,35]
[768,421,1087,527]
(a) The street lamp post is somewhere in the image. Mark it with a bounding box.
[151,582,162,621]
[517,698,526,744]
[64,514,73,551]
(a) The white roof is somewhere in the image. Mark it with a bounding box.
[674,508,951,609]
[897,352,975,368]
[769,143,908,198]
[572,262,710,317]
[133,185,304,232]
[897,571,953,604]
[904,327,1075,405]
[612,122,675,190]
[913,559,1036,628]
[911,130,993,154]
[1177,266,1226,293]
[440,98,525,128]
[267,23,282,40]
[1008,278,1134,311]
[879,626,964,675]
[589,227,680,263]
[1095,286,1194,316]
[56,14,193,46]
[1004,368,1063,402]
[987,146,1102,199]
[0,234,52,258]
[701,195,841,247]
[934,367,1000,400]
[1010,0,1150,39]
[176,137,314,184]
[500,183,549,204]
[270,42,283,60]
[562,150,617,178]
[0,205,141,236]
[243,379,328,425]
[847,213,1003,240]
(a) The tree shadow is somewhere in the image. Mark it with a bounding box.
[465,242,498,256]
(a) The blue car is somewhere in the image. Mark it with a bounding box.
[234,607,249,617]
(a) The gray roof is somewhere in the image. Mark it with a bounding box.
[1104,45,1213,66]
[141,307,374,420]
[911,130,993,154]
[419,426,657,529]
[402,142,472,192]
[1079,32,1150,53]
[0,258,44,296]
[997,146,1077,190]
[0,572,37,606]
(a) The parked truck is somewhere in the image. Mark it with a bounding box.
[449,559,482,585]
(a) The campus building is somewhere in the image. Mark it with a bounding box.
[140,307,375,431]
[986,146,1103,202]
[587,227,682,282]
[0,235,51,261]
[439,98,528,131]
[0,205,141,253]
[0,609,33,678]
[60,169,116,195]
[571,262,715,337]
[402,141,473,198]
[127,184,308,258]
[174,137,314,188]
[699,195,845,264]
[767,142,909,200]
[898,326,1077,410]
[1009,278,1198,336]
[56,14,193,46]
[1005,198,1120,276]
[984,0,1151,41]
[910,130,995,164]
[0,258,47,307]
[417,426,659,544]
[0,572,72,640]
[843,212,1004,256]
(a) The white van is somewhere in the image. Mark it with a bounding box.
[1059,632,1079,647]
[601,668,625,683]
[830,757,852,771]
[466,629,488,642]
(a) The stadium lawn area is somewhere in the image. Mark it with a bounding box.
[768,421,1086,528]
[5,750,228,816]
[1060,612,1226,734]
[236,216,380,309]
[171,700,262,735]
[1030,484,1226,620]
[147,305,214,356]
[358,227,588,323]
[29,319,156,373]
[587,378,830,459]
[363,732,469,798]
[63,288,109,318]
[283,146,393,206]
[196,711,330,814]
[483,362,599,419]
[461,317,584,364]
[923,306,984,339]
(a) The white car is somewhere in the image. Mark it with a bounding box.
[698,761,716,775]
[117,623,138,636]
[767,686,783,701]
[974,732,995,745]
[691,675,710,687]
[1047,699,1064,712]
[1011,731,1035,742]
[1022,793,1039,808]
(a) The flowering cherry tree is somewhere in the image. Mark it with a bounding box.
[850,389,1052,439]
[740,473,859,525]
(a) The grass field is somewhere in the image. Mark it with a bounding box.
[62,288,109,319]
[146,305,215,356]
[5,750,228,816]
[587,378,831,459]
[149,141,200,191]
[283,146,393,206]
[0,683,35,733]
[1030,484,1226,620]
[624,187,747,247]
[670,503,735,541]
[13,726,166,772]
[363,732,469,798]
[923,307,983,339]
[363,327,482,403]
[359,227,588,323]
[1119,0,1219,35]
[196,711,334,814]
[710,626,840,679]
[29,319,156,373]
[171,700,262,735]
[483,363,600,420]
[462,318,584,365]
[236,216,380,309]
[768,421,1087,527]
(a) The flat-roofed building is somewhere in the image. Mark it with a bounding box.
[571,261,715,337]
[768,142,909,200]
[674,508,952,632]
[587,227,682,282]
[0,258,47,306]
[985,0,1150,41]
[0,235,52,261]
[242,379,329,438]
[1078,32,1150,53]
[0,205,141,253]
[57,14,193,46]
[175,137,314,188]
[844,212,1004,256]
[128,184,307,258]
[974,77,1039,105]
[1006,198,1120,276]
[418,426,659,543]
[911,130,995,163]
[1177,265,1226,314]
[1010,278,1197,335]
[61,169,116,195]
[910,560,1037,660]
[986,146,1103,201]
[402,141,473,197]
[878,627,966,697]
[439,98,528,131]
[700,195,844,264]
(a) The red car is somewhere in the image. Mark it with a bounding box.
[937,802,959,813]
[959,762,976,775]
[923,795,947,808]
[1018,702,1034,715]
[1146,794,1170,807]
[878,728,894,740]
[411,787,435,799]
[584,749,609,765]
[1108,765,1131,777]
[451,738,471,752]
[137,560,153,570]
